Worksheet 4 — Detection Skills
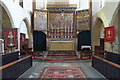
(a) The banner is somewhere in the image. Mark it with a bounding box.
[104,26,115,42]
[6,30,15,46]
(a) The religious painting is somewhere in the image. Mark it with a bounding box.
[34,10,47,30]
[104,26,115,42]
[49,11,74,30]
[76,9,90,30]
[2,28,18,50]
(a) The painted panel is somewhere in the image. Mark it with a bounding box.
[34,10,47,30]
[77,9,90,30]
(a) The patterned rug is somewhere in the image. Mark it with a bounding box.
[38,67,89,79]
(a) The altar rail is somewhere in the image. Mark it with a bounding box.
[19,50,106,59]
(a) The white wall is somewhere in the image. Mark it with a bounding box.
[13,0,19,5]
[20,21,29,39]
[23,0,33,12]
[36,0,45,9]
[37,0,90,10]
[92,1,119,27]
[80,0,89,10]
[92,0,106,15]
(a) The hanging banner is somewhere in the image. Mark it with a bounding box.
[104,26,115,42]
[6,30,15,46]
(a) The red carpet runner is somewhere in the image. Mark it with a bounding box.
[38,67,89,79]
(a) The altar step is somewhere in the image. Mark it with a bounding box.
[46,51,78,59]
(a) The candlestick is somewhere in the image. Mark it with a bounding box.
[68,26,69,38]
[65,25,66,38]
[57,28,59,38]
[54,29,56,38]
[52,27,53,38]
[71,22,73,38]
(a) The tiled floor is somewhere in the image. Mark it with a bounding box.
[18,60,107,80]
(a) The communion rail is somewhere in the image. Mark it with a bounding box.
[19,50,106,59]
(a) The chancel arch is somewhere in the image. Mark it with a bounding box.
[0,3,14,28]
[92,17,104,52]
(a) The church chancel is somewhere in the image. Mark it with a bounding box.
[33,4,91,57]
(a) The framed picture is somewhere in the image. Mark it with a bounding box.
[76,9,90,30]
[34,10,47,31]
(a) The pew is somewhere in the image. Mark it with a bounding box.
[0,55,32,79]
[0,52,19,66]
[105,52,120,65]
[92,55,120,79]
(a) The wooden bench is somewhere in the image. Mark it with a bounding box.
[92,55,120,79]
[0,55,32,79]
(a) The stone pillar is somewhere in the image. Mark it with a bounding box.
[0,4,2,39]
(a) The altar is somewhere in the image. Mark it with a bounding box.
[49,40,74,51]
[33,6,91,52]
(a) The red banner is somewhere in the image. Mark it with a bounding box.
[104,26,115,42]
[6,30,15,46]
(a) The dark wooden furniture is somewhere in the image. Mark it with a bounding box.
[92,53,120,79]
[79,50,105,59]
[105,52,120,65]
[0,52,19,66]
[0,55,32,79]
[95,38,104,55]
[19,51,45,58]
[20,33,26,50]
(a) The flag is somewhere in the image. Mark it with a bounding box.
[104,26,115,42]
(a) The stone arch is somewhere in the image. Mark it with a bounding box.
[110,4,120,26]
[20,17,33,49]
[92,17,104,51]
[109,4,120,53]
[0,2,15,28]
